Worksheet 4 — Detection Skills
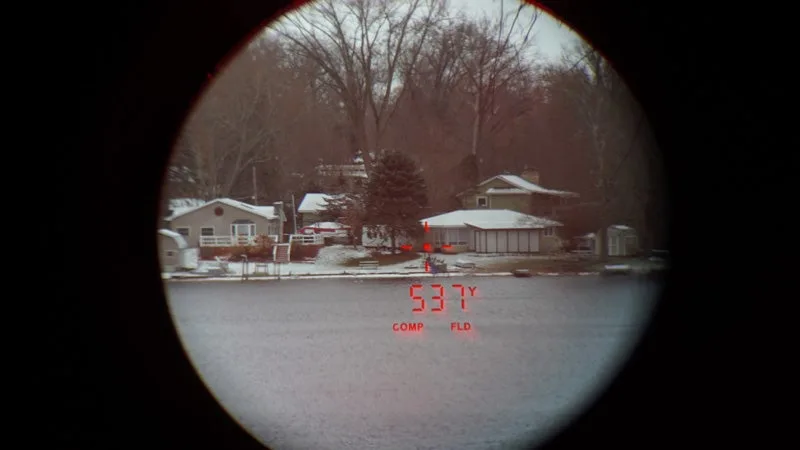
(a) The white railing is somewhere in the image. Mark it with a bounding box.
[290,234,324,245]
[199,235,257,247]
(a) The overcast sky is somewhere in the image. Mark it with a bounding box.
[266,0,583,62]
[453,0,581,61]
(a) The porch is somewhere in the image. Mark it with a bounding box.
[199,235,278,247]
[198,233,324,247]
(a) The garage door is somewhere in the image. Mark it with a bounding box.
[529,230,540,252]
[497,231,508,253]
[508,231,519,252]
[486,231,497,252]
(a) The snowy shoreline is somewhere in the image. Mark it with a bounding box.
[162,245,666,283]
[163,270,603,282]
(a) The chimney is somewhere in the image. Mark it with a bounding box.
[521,168,540,185]
[273,201,285,220]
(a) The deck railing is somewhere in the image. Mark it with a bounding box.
[290,234,324,245]
[199,235,257,247]
[200,234,307,247]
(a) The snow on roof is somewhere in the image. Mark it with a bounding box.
[158,229,188,248]
[298,193,338,213]
[579,225,635,239]
[304,222,349,229]
[479,175,579,197]
[170,198,205,208]
[485,188,530,195]
[316,163,368,178]
[421,209,562,229]
[165,198,278,221]
[168,198,207,218]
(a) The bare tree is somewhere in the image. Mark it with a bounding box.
[169,39,311,201]
[270,0,445,169]
[452,2,541,180]
[551,41,659,259]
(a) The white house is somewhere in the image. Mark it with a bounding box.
[420,209,563,254]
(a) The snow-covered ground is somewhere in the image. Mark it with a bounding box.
[168,245,577,279]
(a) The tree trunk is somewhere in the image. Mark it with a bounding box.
[597,224,609,262]
[390,229,397,254]
[470,96,482,180]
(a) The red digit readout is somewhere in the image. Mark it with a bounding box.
[410,284,425,312]
[408,284,476,313]
[431,284,445,312]
[452,284,466,310]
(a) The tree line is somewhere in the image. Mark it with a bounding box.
[165,0,667,253]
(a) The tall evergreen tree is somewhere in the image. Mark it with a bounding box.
[364,150,429,252]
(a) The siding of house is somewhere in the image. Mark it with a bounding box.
[484,194,532,213]
[460,178,566,217]
[529,193,565,217]
[168,205,281,248]
[461,178,517,209]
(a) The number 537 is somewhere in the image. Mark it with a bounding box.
[409,284,476,312]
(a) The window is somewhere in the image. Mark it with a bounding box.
[175,227,190,237]
[231,223,256,236]
[165,250,175,257]
[434,228,468,246]
[200,227,214,236]
[476,196,488,208]
[544,227,555,237]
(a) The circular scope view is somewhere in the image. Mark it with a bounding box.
[159,1,668,449]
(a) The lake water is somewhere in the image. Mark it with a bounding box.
[166,276,661,450]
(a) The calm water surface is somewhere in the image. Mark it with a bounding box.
[166,276,660,450]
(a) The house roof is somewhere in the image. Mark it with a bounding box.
[169,198,206,209]
[303,222,349,229]
[167,198,207,218]
[316,163,368,178]
[579,225,636,239]
[158,229,188,248]
[485,187,530,195]
[421,209,562,230]
[482,175,579,197]
[297,193,340,213]
[458,174,579,198]
[165,198,278,221]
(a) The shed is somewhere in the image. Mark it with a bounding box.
[578,225,640,256]
[158,229,190,272]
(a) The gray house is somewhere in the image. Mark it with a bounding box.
[165,198,286,248]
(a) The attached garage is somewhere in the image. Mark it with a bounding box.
[421,209,562,254]
[472,228,541,253]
